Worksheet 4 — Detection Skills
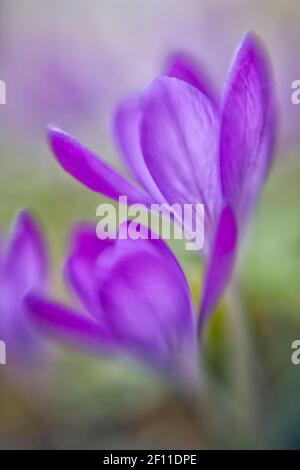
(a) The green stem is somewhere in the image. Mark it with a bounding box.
[226,276,261,441]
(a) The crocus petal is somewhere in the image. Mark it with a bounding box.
[113,98,165,203]
[3,210,48,291]
[0,211,48,361]
[48,126,153,206]
[199,206,238,331]
[25,293,115,354]
[165,51,217,104]
[140,77,220,233]
[94,223,197,373]
[220,32,276,227]
[64,223,114,315]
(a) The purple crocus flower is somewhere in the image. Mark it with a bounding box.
[0,210,49,363]
[47,32,276,330]
[25,222,198,387]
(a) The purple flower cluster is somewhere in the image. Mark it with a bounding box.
[2,32,276,386]
[27,222,198,385]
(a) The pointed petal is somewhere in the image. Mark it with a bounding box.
[64,223,114,315]
[140,77,221,231]
[94,223,197,372]
[48,126,153,206]
[0,211,48,361]
[165,51,217,104]
[25,293,115,354]
[199,206,238,330]
[113,98,165,203]
[220,32,277,226]
[4,210,48,291]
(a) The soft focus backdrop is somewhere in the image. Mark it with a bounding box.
[1,0,300,449]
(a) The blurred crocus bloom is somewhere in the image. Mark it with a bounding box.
[25,223,198,386]
[0,211,48,362]
[47,32,276,329]
[0,31,106,135]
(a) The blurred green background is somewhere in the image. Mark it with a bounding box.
[1,0,300,449]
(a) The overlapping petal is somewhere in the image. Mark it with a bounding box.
[198,33,276,325]
[140,77,221,232]
[220,32,276,227]
[165,51,217,104]
[113,98,165,203]
[48,126,153,207]
[64,223,114,316]
[25,294,115,355]
[199,206,238,330]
